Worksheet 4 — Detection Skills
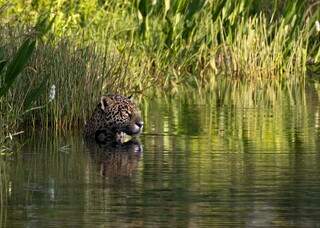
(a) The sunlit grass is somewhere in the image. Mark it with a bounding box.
[0,0,319,130]
[1,39,147,129]
[211,15,308,83]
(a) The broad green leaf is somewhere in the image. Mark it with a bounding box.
[0,60,7,75]
[0,38,36,97]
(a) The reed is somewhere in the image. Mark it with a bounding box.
[0,156,7,227]
[0,0,319,130]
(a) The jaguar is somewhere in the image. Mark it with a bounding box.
[84,94,143,143]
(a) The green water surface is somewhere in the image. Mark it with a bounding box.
[2,87,320,227]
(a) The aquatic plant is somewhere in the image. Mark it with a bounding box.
[0,14,55,132]
[1,0,319,82]
[0,0,319,129]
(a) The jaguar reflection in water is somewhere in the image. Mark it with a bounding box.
[85,138,143,177]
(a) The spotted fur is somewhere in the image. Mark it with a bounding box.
[84,94,143,142]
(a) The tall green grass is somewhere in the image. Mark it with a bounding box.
[0,32,146,129]
[0,0,319,130]
[2,0,319,82]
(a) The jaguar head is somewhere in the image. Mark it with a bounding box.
[100,95,144,136]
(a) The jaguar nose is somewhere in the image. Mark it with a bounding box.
[136,121,144,128]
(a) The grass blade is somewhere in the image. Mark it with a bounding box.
[24,78,47,109]
[212,0,227,23]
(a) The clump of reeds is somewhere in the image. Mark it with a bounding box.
[212,15,307,82]
[1,19,157,128]
[2,0,320,83]
[27,40,148,129]
[0,0,319,130]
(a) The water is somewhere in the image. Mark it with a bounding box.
[3,88,320,227]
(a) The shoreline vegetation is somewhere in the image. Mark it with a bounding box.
[0,0,320,136]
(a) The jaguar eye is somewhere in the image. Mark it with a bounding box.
[125,111,132,119]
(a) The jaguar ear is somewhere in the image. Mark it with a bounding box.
[100,96,107,111]
[127,94,133,99]
[100,96,113,111]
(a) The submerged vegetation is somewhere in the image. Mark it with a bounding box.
[0,0,320,132]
